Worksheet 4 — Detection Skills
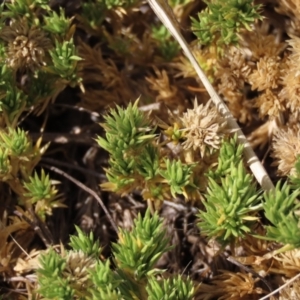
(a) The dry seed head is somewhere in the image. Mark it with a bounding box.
[249,56,281,91]
[255,88,285,118]
[286,35,300,63]
[180,99,227,157]
[272,125,300,176]
[219,47,252,85]
[280,68,300,113]
[146,67,178,103]
[280,36,300,113]
[242,28,287,59]
[62,251,96,284]
[274,249,300,278]
[1,20,52,71]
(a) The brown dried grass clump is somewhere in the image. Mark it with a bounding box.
[196,271,264,300]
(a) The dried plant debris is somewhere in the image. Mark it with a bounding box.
[272,125,300,176]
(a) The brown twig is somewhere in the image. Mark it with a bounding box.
[42,164,119,233]
[13,209,53,247]
[41,157,105,179]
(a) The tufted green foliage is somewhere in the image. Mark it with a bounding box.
[22,169,65,220]
[48,39,82,84]
[0,127,42,183]
[262,181,300,250]
[113,209,171,280]
[96,101,158,191]
[37,210,195,300]
[43,7,73,36]
[0,127,31,157]
[23,170,53,202]
[191,0,263,48]
[159,159,196,198]
[69,225,102,258]
[199,137,262,244]
[96,100,201,201]
[151,25,179,61]
[38,248,74,300]
[4,0,35,20]
[208,135,244,179]
[0,66,27,124]
[88,260,121,300]
[147,275,195,300]
[135,144,161,180]
[97,100,156,154]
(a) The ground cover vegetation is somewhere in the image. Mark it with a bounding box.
[1,0,300,299]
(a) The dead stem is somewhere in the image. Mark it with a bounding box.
[42,164,119,233]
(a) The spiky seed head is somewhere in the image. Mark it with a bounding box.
[62,251,96,285]
[180,99,227,157]
[272,125,300,176]
[1,20,52,71]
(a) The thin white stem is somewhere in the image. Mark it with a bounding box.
[147,0,274,191]
[258,272,300,300]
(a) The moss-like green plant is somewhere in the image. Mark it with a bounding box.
[0,66,28,125]
[96,100,200,201]
[199,137,262,244]
[207,134,244,179]
[38,248,74,299]
[0,0,82,122]
[262,181,300,251]
[47,39,82,85]
[4,0,35,20]
[191,0,263,48]
[97,100,156,157]
[0,127,31,157]
[78,0,138,34]
[147,275,195,300]
[37,210,195,300]
[69,225,102,258]
[151,25,179,61]
[22,169,65,220]
[159,158,196,198]
[96,100,157,191]
[43,8,73,36]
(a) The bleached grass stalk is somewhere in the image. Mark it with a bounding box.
[258,272,300,300]
[147,0,274,191]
